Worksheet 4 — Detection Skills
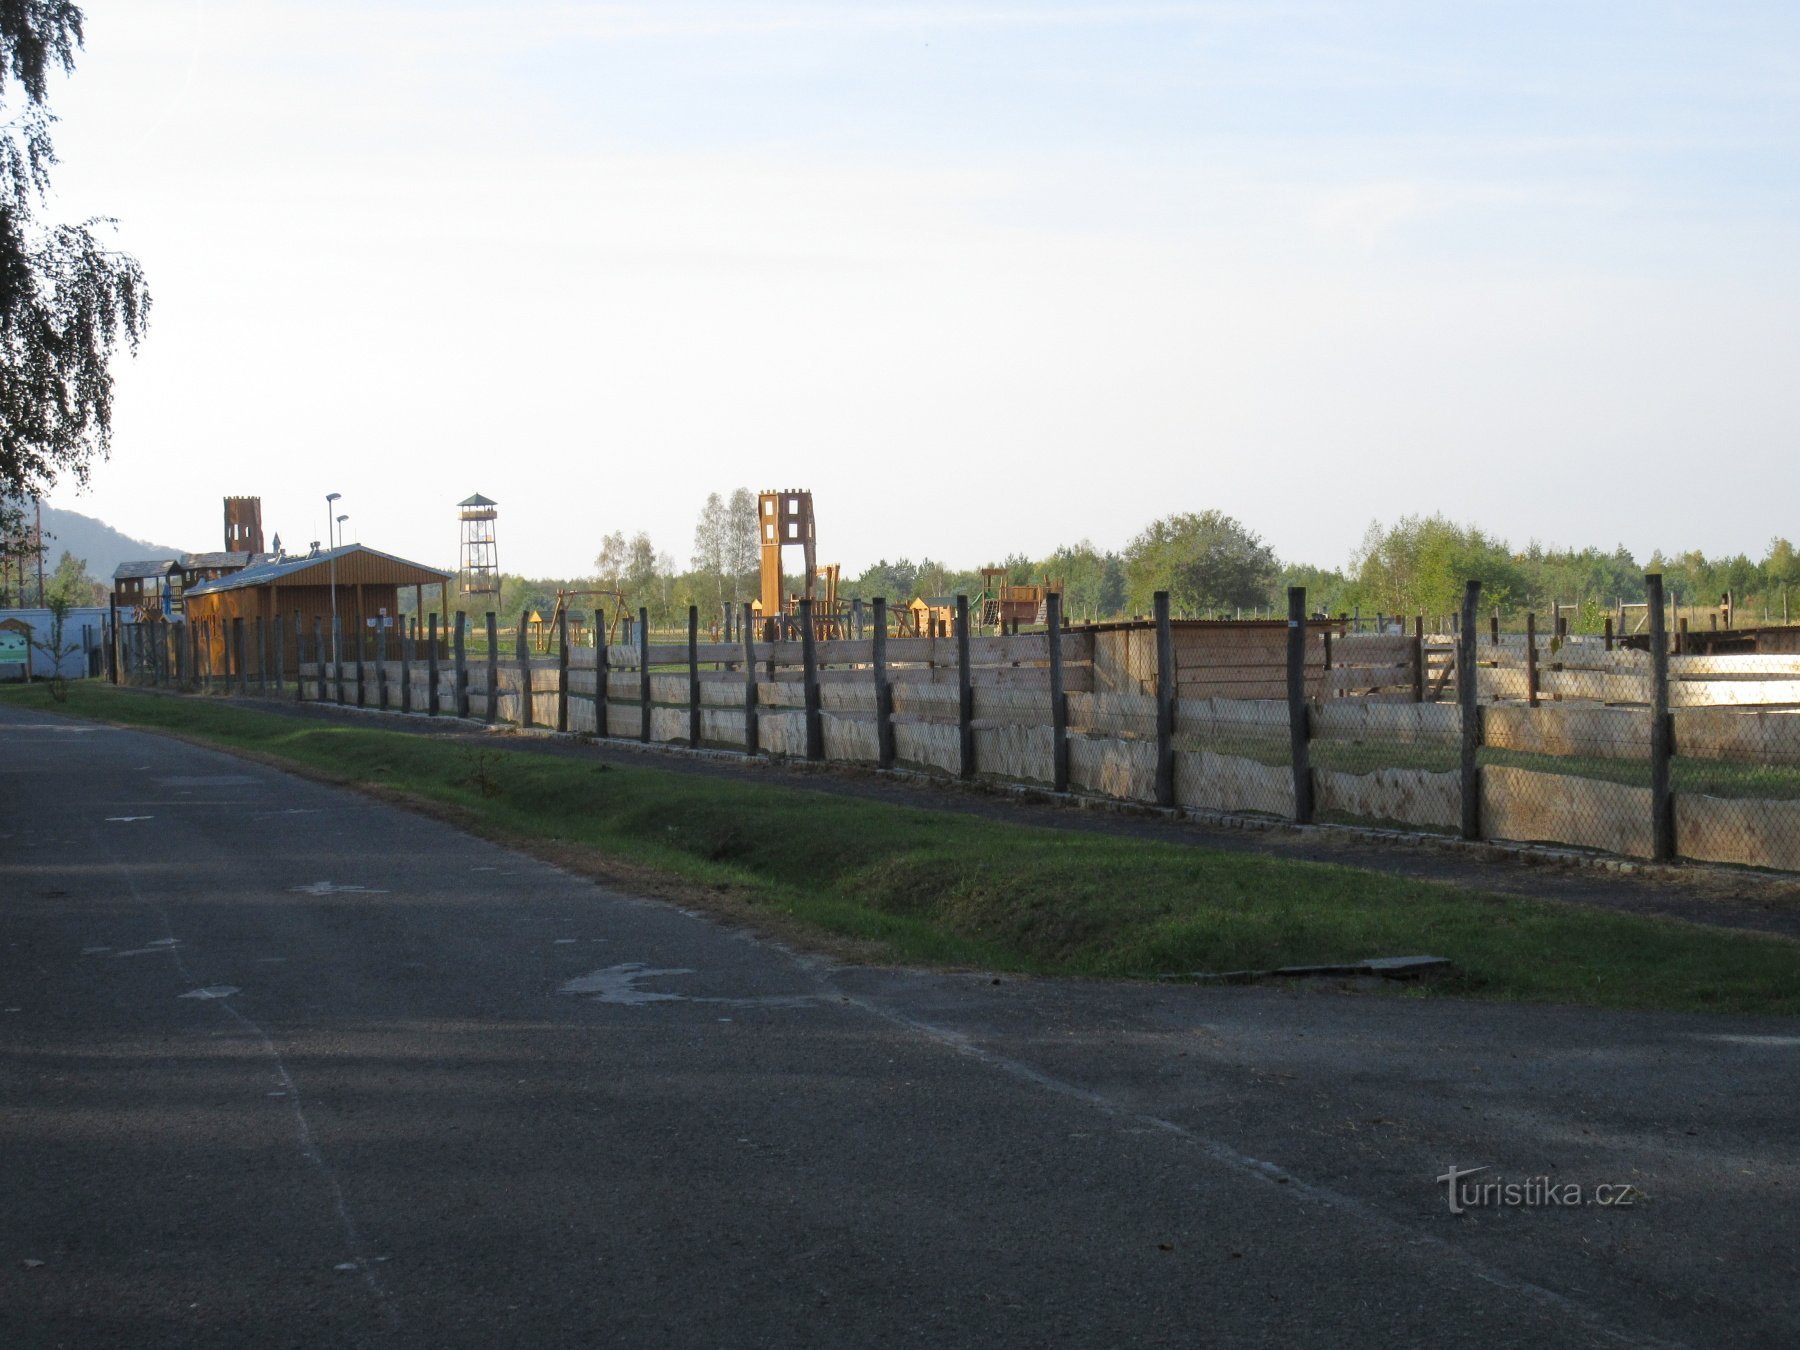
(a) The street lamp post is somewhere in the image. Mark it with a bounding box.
[326,493,341,670]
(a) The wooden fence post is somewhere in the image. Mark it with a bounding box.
[741,601,758,756]
[1646,573,1674,862]
[485,612,498,724]
[852,596,864,641]
[235,618,248,695]
[255,615,268,693]
[955,595,973,779]
[1286,587,1314,824]
[592,607,610,738]
[292,616,303,702]
[354,618,366,706]
[376,622,388,710]
[872,597,894,770]
[516,610,533,728]
[400,619,413,713]
[1154,591,1175,806]
[686,606,700,747]
[427,614,441,716]
[1459,580,1483,842]
[1047,590,1068,793]
[313,618,326,701]
[1603,616,1614,651]
[455,612,470,718]
[557,609,571,733]
[1411,615,1425,703]
[638,607,651,743]
[801,598,823,761]
[1526,612,1540,708]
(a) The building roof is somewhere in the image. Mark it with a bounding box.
[458,492,497,508]
[183,550,279,572]
[113,558,182,581]
[183,544,451,597]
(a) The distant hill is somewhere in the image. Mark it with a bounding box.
[34,504,185,582]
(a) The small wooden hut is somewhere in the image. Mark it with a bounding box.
[181,544,451,674]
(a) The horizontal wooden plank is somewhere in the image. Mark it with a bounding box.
[1481,765,1654,858]
[1315,766,1459,830]
[1676,794,1800,870]
[1326,663,1415,692]
[1330,634,1417,661]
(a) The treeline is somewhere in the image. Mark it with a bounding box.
[478,495,1800,632]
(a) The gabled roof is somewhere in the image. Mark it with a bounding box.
[183,551,276,571]
[183,544,451,597]
[458,492,497,508]
[113,558,182,581]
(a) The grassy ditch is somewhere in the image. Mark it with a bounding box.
[7,681,1798,1015]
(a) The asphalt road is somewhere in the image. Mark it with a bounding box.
[2,702,1796,1347]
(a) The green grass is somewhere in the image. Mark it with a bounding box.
[8,680,1798,1016]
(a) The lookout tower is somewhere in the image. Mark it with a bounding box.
[223,496,264,554]
[757,489,817,618]
[458,493,500,603]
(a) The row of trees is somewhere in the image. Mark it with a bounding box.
[467,495,1800,635]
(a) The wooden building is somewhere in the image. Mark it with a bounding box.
[180,544,451,674]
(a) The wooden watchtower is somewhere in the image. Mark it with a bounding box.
[458,493,500,604]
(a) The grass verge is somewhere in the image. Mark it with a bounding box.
[7,681,1798,1015]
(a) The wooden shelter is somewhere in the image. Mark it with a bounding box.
[180,544,451,674]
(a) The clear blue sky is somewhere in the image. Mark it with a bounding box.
[41,1,1800,577]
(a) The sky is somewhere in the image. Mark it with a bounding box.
[34,0,1800,579]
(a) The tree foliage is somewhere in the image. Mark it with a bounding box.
[0,4,149,534]
[1123,511,1277,616]
[1348,516,1525,617]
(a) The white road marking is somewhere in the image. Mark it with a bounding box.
[561,964,694,1004]
[81,946,111,954]
[104,816,153,823]
[291,881,390,895]
[1691,1034,1800,1047]
[179,985,241,1000]
[560,964,821,1009]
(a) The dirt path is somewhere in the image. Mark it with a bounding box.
[184,692,1800,942]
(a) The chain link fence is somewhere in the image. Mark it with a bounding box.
[107,577,1800,875]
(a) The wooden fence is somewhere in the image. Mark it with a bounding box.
[116,591,1800,874]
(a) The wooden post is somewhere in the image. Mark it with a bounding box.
[954,596,973,779]
[1525,612,1540,708]
[1646,573,1674,862]
[427,614,441,716]
[1489,611,1499,646]
[455,612,470,719]
[354,616,366,706]
[233,618,247,696]
[334,616,348,704]
[1047,590,1068,793]
[1459,580,1483,842]
[852,596,864,641]
[638,607,650,743]
[1603,616,1614,651]
[376,621,388,710]
[314,618,327,701]
[1411,615,1425,702]
[801,597,823,761]
[741,601,758,756]
[485,612,498,724]
[256,615,269,693]
[1154,591,1175,807]
[593,607,610,738]
[685,606,700,746]
[557,609,571,733]
[872,597,893,770]
[292,615,303,702]
[517,610,533,728]
[400,619,413,713]
[1286,586,1313,824]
